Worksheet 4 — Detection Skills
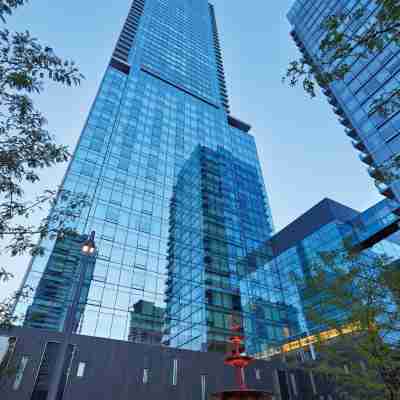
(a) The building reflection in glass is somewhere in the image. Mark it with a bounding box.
[165,145,271,352]
[128,300,164,345]
[23,233,96,333]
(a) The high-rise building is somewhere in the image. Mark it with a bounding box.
[15,0,274,344]
[288,0,400,203]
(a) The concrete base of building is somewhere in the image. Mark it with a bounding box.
[0,327,332,400]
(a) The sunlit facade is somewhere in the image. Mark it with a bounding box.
[288,0,400,203]
[15,0,274,343]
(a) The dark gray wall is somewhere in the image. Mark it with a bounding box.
[0,327,322,400]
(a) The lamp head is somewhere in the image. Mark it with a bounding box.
[82,231,96,255]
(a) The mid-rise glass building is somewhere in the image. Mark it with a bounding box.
[15,0,274,345]
[288,0,400,203]
[245,197,400,359]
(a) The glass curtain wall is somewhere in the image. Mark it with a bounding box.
[165,145,271,351]
[288,0,400,202]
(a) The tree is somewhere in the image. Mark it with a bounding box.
[0,0,87,327]
[0,269,31,329]
[0,335,17,389]
[294,248,400,400]
[285,0,400,116]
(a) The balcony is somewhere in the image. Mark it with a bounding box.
[359,152,373,165]
[392,204,400,217]
[339,117,352,128]
[328,96,338,107]
[345,128,358,140]
[352,139,366,152]
[368,165,384,180]
[333,106,344,117]
[375,182,395,199]
[323,88,332,97]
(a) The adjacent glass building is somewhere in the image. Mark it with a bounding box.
[288,0,400,203]
[15,0,274,345]
[245,197,400,359]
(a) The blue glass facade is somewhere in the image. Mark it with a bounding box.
[165,145,271,351]
[288,0,400,203]
[22,233,97,332]
[15,0,274,344]
[245,198,400,359]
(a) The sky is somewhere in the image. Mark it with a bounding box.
[1,0,382,299]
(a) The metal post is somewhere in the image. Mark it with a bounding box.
[46,232,96,400]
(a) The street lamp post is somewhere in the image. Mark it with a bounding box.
[46,231,96,400]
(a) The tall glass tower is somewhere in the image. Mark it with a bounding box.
[288,0,400,203]
[15,0,274,345]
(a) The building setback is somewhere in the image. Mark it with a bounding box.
[288,0,400,203]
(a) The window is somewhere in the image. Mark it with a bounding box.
[172,359,178,386]
[118,158,130,171]
[309,371,317,395]
[77,362,86,378]
[277,370,290,400]
[255,369,261,380]
[13,356,29,390]
[0,336,17,373]
[31,342,75,400]
[290,373,298,396]
[106,207,120,223]
[201,375,206,400]
[143,368,149,384]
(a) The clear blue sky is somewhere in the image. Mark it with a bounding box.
[1,0,382,298]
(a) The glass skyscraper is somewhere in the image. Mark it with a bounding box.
[288,0,400,203]
[15,0,274,345]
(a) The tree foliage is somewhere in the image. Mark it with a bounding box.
[0,1,87,326]
[0,0,85,257]
[285,0,400,116]
[295,248,400,400]
[0,0,27,22]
